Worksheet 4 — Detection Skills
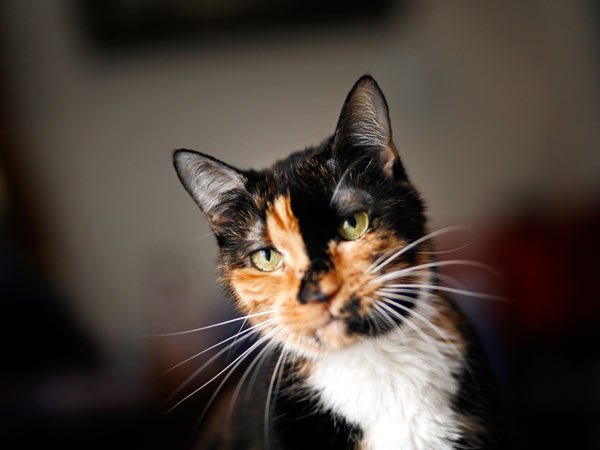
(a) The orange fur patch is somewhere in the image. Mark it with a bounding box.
[330,228,399,312]
[266,195,310,279]
[229,195,326,350]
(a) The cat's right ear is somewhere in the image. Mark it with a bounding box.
[173,150,247,234]
[332,75,405,180]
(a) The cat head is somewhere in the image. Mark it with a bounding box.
[173,75,428,356]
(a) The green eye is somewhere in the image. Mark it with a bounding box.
[338,212,369,240]
[251,248,283,272]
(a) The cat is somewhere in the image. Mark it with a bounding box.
[172,75,503,450]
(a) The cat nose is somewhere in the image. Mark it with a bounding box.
[298,270,341,304]
[299,284,328,304]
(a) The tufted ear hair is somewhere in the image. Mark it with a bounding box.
[332,75,404,179]
[173,149,247,234]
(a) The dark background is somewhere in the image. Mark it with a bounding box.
[1,1,599,449]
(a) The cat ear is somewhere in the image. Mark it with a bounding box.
[332,75,402,178]
[173,149,247,234]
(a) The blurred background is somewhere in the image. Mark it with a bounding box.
[1,1,599,449]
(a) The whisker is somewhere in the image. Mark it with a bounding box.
[416,240,473,255]
[428,271,468,289]
[380,286,421,293]
[370,260,500,284]
[378,292,476,382]
[227,317,249,361]
[196,338,279,428]
[245,339,278,404]
[189,231,215,244]
[330,166,353,206]
[227,339,277,420]
[139,310,276,338]
[367,225,473,275]
[166,329,278,414]
[367,306,385,335]
[265,343,288,449]
[164,319,275,403]
[386,268,468,290]
[370,301,399,331]
[330,155,372,206]
[379,284,504,301]
[161,318,277,376]
[367,297,396,325]
[274,346,291,399]
[374,299,446,360]
[377,293,463,359]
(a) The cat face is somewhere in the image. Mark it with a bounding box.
[174,76,427,356]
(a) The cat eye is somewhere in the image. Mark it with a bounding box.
[251,248,283,272]
[338,212,369,241]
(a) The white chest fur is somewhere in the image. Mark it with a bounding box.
[306,315,464,450]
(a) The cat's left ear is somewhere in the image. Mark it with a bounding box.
[173,149,247,235]
[332,75,403,179]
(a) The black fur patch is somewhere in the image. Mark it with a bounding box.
[271,360,363,450]
[449,300,509,449]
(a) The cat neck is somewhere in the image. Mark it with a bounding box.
[305,296,466,450]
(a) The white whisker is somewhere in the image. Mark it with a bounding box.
[139,310,275,338]
[375,299,446,360]
[380,284,504,301]
[275,348,291,398]
[197,338,279,428]
[380,286,421,293]
[189,231,215,244]
[227,317,249,360]
[416,240,473,255]
[330,155,373,206]
[389,269,471,292]
[330,166,353,206]
[166,328,278,414]
[370,260,500,284]
[370,300,398,331]
[227,340,277,420]
[378,292,476,381]
[164,319,275,403]
[377,293,463,360]
[264,342,288,449]
[161,318,277,376]
[367,225,473,274]
[427,271,468,289]
[367,305,386,335]
[245,340,277,404]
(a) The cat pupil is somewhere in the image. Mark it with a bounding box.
[264,250,271,261]
[348,216,357,228]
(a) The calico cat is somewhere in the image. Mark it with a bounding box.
[172,75,503,449]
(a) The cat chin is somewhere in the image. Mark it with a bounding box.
[315,319,358,351]
[279,321,361,358]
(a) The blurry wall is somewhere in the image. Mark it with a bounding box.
[2,0,599,362]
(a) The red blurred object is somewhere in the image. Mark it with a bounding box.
[488,203,600,341]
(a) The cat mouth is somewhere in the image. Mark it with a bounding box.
[277,294,376,353]
[313,315,356,350]
[316,317,344,337]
